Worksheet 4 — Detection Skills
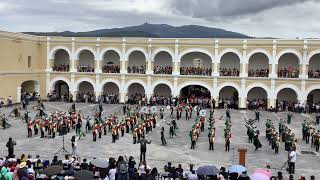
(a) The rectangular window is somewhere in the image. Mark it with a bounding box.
[28,56,32,68]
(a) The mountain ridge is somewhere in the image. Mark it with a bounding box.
[24,23,251,38]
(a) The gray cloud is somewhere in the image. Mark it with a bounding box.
[0,0,318,38]
[170,0,313,18]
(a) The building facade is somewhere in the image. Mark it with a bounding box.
[1,30,320,109]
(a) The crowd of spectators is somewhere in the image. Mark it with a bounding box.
[127,93,148,105]
[53,64,70,72]
[153,66,172,75]
[218,98,238,109]
[76,93,95,103]
[277,68,299,78]
[306,103,320,114]
[1,153,313,180]
[99,94,119,104]
[180,67,212,76]
[78,65,95,73]
[248,69,269,77]
[247,99,267,110]
[47,91,70,102]
[220,68,240,77]
[102,65,120,73]
[308,69,320,78]
[127,66,146,74]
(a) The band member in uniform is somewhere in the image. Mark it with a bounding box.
[287,113,293,124]
[226,108,231,120]
[255,110,260,122]
[225,130,231,151]
[132,127,137,144]
[27,119,33,137]
[161,127,166,145]
[160,106,164,119]
[208,128,215,151]
[253,130,262,151]
[92,125,97,142]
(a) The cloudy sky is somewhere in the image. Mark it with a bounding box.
[0,0,318,38]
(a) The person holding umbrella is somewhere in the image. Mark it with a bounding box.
[137,135,151,162]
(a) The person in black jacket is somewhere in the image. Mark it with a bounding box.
[137,136,151,162]
[6,137,16,158]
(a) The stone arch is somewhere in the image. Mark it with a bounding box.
[306,50,320,65]
[177,81,213,97]
[245,83,271,98]
[246,48,271,64]
[216,82,241,97]
[275,49,302,65]
[99,78,121,92]
[99,47,122,60]
[153,84,172,97]
[74,46,97,60]
[125,47,148,61]
[48,46,72,60]
[125,79,147,93]
[274,84,300,100]
[151,80,174,94]
[74,78,96,92]
[178,48,213,62]
[49,77,71,91]
[218,48,242,63]
[304,85,320,103]
[21,80,39,93]
[152,48,174,61]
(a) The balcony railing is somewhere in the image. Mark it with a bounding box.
[308,70,320,78]
[127,66,146,74]
[154,66,172,75]
[248,69,269,77]
[180,67,212,76]
[53,64,69,72]
[78,65,95,72]
[102,65,120,73]
[277,69,299,78]
[220,68,240,77]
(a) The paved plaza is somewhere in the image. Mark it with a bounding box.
[0,102,319,178]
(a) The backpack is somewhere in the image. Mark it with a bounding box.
[119,163,127,174]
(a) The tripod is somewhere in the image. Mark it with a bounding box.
[55,126,70,155]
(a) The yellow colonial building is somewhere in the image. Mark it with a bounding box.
[1,30,320,109]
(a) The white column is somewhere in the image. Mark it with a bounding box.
[213,40,219,76]
[212,78,218,107]
[70,74,76,101]
[120,38,127,74]
[301,41,308,79]
[46,37,52,71]
[173,39,180,76]
[270,40,277,78]
[16,86,22,103]
[239,79,246,109]
[45,73,50,95]
[70,38,77,72]
[95,38,102,73]
[146,40,153,75]
[269,79,276,108]
[299,80,307,105]
[173,77,179,97]
[95,75,101,102]
[120,75,126,103]
[240,40,247,78]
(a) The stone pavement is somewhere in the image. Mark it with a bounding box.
[0,102,319,179]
